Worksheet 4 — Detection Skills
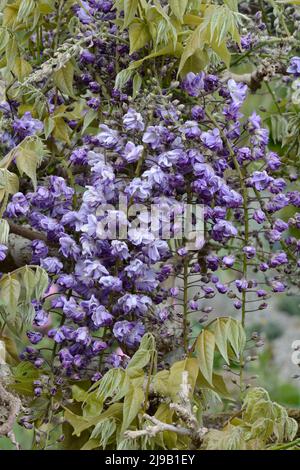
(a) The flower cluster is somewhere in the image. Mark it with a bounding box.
[4,69,300,384]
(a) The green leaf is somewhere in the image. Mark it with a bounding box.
[115,68,134,90]
[210,39,231,68]
[17,0,35,22]
[64,409,91,437]
[208,317,230,364]
[121,385,144,433]
[3,5,18,28]
[82,109,98,135]
[128,42,182,72]
[0,219,9,245]
[5,37,18,71]
[43,116,55,139]
[0,275,21,316]
[178,24,204,75]
[80,439,100,450]
[95,368,126,404]
[132,73,142,98]
[53,117,71,144]
[13,57,32,81]
[22,267,37,303]
[152,369,170,396]
[53,61,74,97]
[129,20,151,54]
[0,28,10,54]
[226,318,246,359]
[169,0,188,22]
[15,146,39,189]
[168,358,198,401]
[242,387,271,423]
[284,417,298,441]
[154,403,177,449]
[179,48,209,76]
[124,0,139,28]
[32,266,49,299]
[127,333,155,370]
[194,329,215,385]
[65,402,123,437]
[205,425,246,450]
[90,418,116,449]
[0,169,19,214]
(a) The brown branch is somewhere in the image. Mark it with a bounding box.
[125,372,208,448]
[223,59,286,92]
[0,383,21,436]
[6,220,48,243]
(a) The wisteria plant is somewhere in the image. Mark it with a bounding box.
[0,0,300,451]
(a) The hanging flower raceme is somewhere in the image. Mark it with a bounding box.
[4,69,299,384]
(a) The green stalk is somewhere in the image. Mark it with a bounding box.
[205,110,248,392]
[183,255,189,354]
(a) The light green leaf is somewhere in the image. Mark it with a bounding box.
[208,317,230,364]
[210,39,231,68]
[22,267,37,303]
[80,439,100,450]
[15,146,39,189]
[179,48,209,76]
[227,318,246,359]
[0,219,9,245]
[95,367,126,404]
[44,116,55,139]
[132,73,142,98]
[17,0,35,22]
[13,57,32,81]
[205,425,246,450]
[129,20,151,54]
[115,68,134,90]
[194,329,215,385]
[65,402,123,437]
[124,0,139,28]
[0,28,10,54]
[168,357,198,401]
[5,37,18,71]
[91,418,116,449]
[152,369,169,396]
[121,385,144,433]
[53,117,71,144]
[53,61,74,97]
[127,333,155,370]
[0,168,19,210]
[82,108,98,135]
[0,275,21,316]
[33,266,49,298]
[169,0,188,22]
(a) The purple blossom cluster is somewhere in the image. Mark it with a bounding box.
[4,68,300,384]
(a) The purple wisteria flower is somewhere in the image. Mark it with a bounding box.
[91,305,113,328]
[113,320,145,348]
[6,192,30,217]
[13,112,43,139]
[0,244,8,261]
[123,108,145,132]
[118,294,152,315]
[227,79,247,105]
[26,331,43,344]
[200,128,223,151]
[10,65,300,389]
[40,257,63,274]
[287,57,300,77]
[182,72,204,96]
[124,141,144,163]
[247,171,273,191]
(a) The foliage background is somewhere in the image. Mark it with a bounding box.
[0,0,300,451]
